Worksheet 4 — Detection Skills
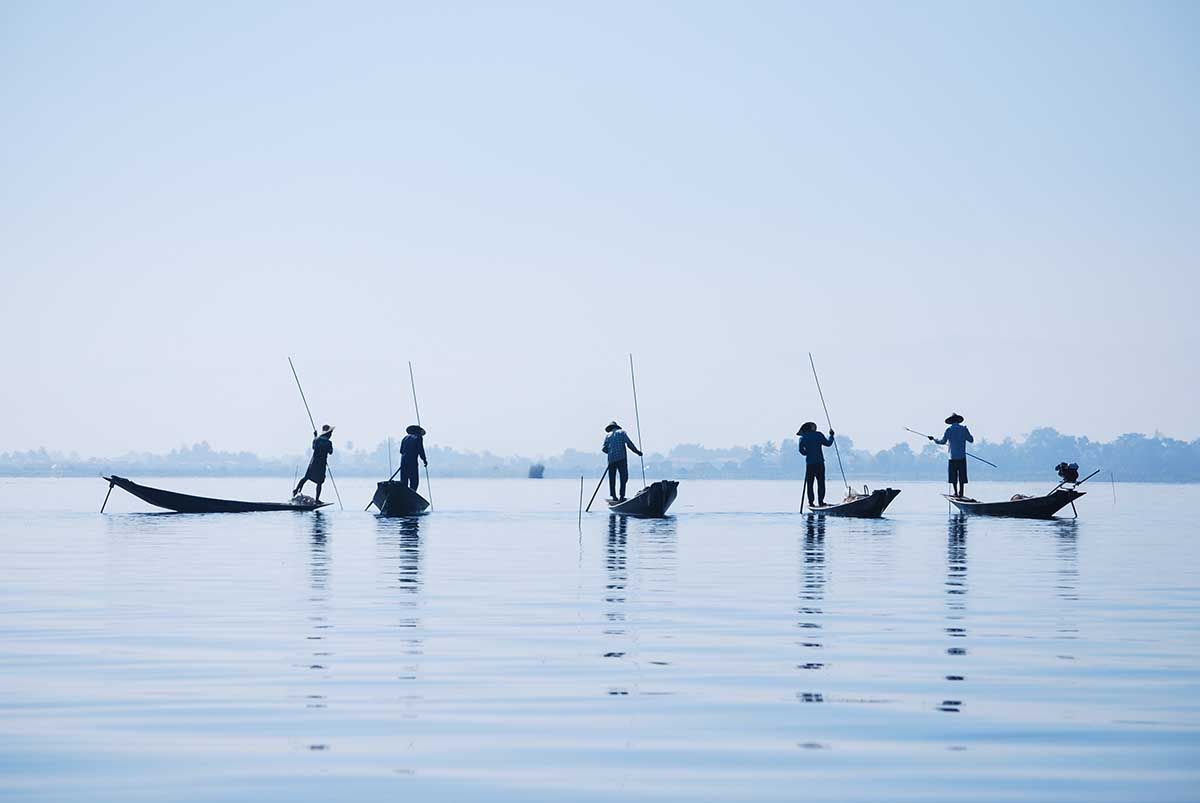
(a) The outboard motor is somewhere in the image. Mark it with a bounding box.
[1055,462,1080,484]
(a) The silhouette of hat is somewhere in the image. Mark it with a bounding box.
[605,421,621,432]
[797,422,817,435]
[945,413,964,425]
[320,424,334,436]
[406,425,426,436]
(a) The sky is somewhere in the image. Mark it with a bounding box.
[1,1,1197,459]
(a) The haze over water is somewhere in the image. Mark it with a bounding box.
[2,477,1198,801]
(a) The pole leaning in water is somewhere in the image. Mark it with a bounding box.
[629,353,647,489]
[288,357,344,510]
[408,361,433,510]
[808,352,850,497]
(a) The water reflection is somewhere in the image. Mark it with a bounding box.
[304,513,332,750]
[375,516,425,679]
[605,514,628,640]
[941,515,967,713]
[637,517,678,598]
[798,517,826,674]
[1054,519,1079,602]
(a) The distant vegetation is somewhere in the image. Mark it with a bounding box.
[3,428,1198,482]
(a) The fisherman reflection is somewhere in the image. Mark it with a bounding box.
[603,515,629,668]
[940,515,967,713]
[798,516,827,671]
[302,512,333,727]
[376,515,424,702]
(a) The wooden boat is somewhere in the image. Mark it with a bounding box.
[102,475,330,513]
[608,480,679,518]
[806,488,900,518]
[370,481,430,516]
[944,488,1084,519]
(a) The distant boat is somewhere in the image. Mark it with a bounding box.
[807,488,900,518]
[608,480,679,518]
[944,489,1084,519]
[102,475,330,513]
[370,481,430,516]
[528,463,545,479]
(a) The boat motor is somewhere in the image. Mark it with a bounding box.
[1055,462,1080,484]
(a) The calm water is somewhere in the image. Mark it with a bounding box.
[2,477,1198,802]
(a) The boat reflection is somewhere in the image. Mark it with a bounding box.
[374,515,425,668]
[637,517,678,598]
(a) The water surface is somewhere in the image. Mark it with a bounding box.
[2,477,1198,801]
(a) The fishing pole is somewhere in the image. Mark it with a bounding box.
[808,353,851,496]
[904,427,999,468]
[408,361,433,510]
[288,357,344,510]
[629,353,647,489]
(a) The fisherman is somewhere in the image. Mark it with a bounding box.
[398,424,428,492]
[602,421,643,502]
[293,425,334,502]
[797,422,835,507]
[930,413,974,498]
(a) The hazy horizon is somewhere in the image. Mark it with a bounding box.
[3,2,1197,458]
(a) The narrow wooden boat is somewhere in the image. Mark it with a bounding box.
[102,475,330,513]
[370,481,430,516]
[806,488,900,518]
[944,489,1084,519]
[608,480,679,518]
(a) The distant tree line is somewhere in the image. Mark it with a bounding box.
[2,428,1197,482]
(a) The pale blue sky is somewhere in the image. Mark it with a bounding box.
[2,2,1197,458]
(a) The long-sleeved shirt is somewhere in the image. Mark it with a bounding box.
[935,423,974,460]
[399,434,426,466]
[308,436,333,469]
[798,431,834,465]
[602,430,639,464]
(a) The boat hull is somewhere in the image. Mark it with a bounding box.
[945,489,1084,519]
[372,481,430,516]
[806,488,900,518]
[607,480,679,518]
[103,476,330,513]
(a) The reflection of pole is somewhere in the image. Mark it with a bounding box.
[578,475,584,528]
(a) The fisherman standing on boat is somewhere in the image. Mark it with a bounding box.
[293,425,334,502]
[603,421,643,502]
[798,422,835,507]
[930,413,974,498]
[398,425,428,492]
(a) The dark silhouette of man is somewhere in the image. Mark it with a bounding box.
[602,421,642,502]
[931,413,974,498]
[294,425,334,501]
[798,421,835,507]
[399,425,428,492]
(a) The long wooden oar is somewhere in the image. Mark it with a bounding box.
[905,427,999,468]
[808,353,850,497]
[288,357,344,510]
[584,466,608,513]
